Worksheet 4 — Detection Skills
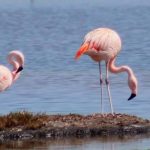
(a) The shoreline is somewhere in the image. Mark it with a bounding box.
[0,112,149,140]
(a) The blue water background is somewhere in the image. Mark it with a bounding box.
[0,0,149,119]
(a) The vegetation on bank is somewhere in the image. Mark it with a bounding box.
[0,111,49,130]
[0,111,149,140]
[0,111,149,130]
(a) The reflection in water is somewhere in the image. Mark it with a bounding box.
[103,143,115,150]
[0,140,52,150]
[0,135,150,150]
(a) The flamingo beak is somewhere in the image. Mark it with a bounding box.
[16,66,23,73]
[75,43,89,59]
[128,93,136,101]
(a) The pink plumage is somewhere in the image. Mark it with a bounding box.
[75,28,138,114]
[76,28,121,61]
[0,50,24,92]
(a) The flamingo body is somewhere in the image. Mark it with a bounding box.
[0,65,13,91]
[83,28,121,62]
[0,50,24,92]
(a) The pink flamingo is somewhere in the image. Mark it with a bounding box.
[75,28,138,114]
[0,50,24,92]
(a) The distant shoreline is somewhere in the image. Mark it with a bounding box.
[0,112,149,140]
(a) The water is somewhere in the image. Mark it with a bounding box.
[1,135,150,150]
[0,0,150,149]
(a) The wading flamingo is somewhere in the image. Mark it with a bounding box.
[75,28,138,114]
[0,50,24,92]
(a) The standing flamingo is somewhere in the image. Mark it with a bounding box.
[75,28,138,114]
[0,50,24,92]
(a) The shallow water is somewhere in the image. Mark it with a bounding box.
[0,0,149,118]
[0,0,150,149]
[1,135,150,150]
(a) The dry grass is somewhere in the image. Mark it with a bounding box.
[0,112,149,139]
[0,111,49,130]
[0,112,149,132]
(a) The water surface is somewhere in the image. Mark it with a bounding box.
[1,135,150,150]
[0,0,149,118]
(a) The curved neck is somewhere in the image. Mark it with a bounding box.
[108,57,138,96]
[108,58,133,77]
[8,51,24,71]
[7,51,24,81]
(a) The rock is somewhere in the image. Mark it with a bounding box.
[20,133,33,139]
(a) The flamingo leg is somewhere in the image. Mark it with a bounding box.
[98,62,103,114]
[105,61,114,115]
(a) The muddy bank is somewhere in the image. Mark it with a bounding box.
[0,112,149,140]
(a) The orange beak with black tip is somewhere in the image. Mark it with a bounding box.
[75,43,89,59]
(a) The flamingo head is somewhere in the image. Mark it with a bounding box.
[8,50,24,81]
[16,66,23,73]
[128,74,138,100]
[75,43,89,59]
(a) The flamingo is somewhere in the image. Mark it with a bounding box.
[75,28,138,114]
[0,50,24,92]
